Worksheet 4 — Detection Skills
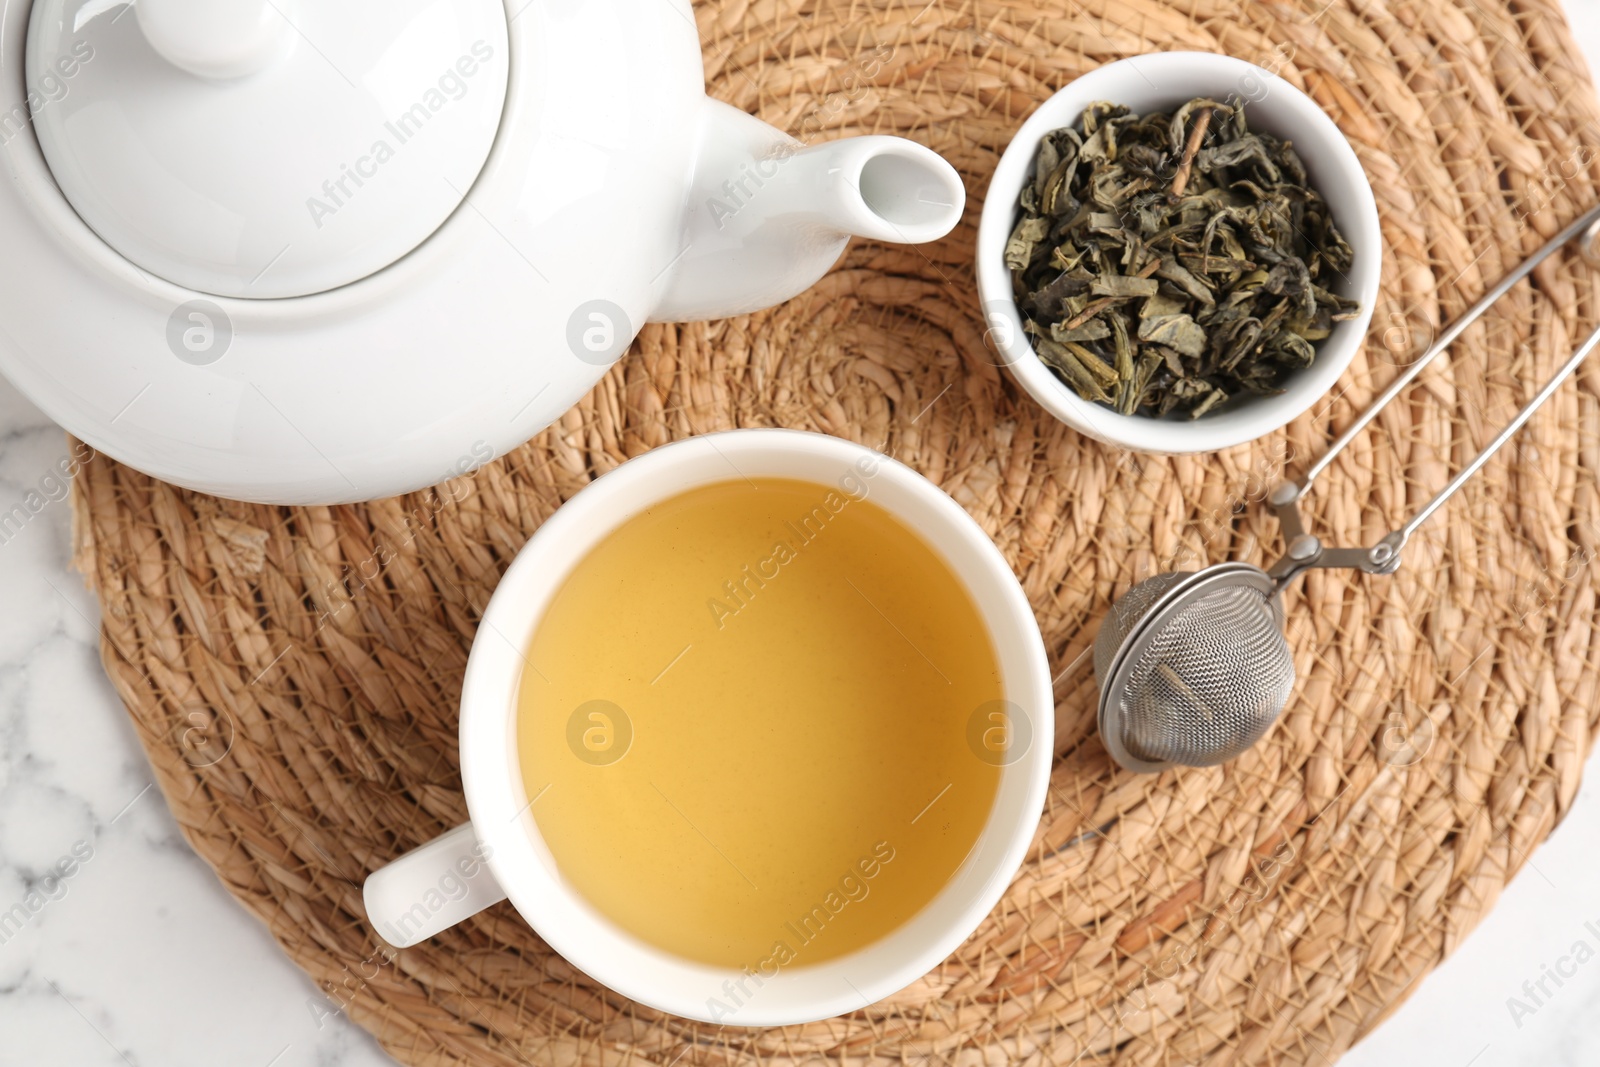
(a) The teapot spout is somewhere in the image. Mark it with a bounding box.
[651,99,965,322]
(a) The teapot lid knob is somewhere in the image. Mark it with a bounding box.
[135,0,290,80]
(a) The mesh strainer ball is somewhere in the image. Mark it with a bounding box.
[1092,563,1295,772]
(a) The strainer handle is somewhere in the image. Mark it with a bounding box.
[1398,318,1600,542]
[1298,203,1600,493]
[1269,317,1600,587]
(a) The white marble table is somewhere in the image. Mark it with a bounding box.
[5,12,1600,1063]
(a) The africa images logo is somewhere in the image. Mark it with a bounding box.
[305,40,496,229]
[703,841,896,1022]
[704,451,882,629]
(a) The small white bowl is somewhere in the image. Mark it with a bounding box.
[976,52,1382,453]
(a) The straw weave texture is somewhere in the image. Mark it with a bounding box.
[69,0,1600,1062]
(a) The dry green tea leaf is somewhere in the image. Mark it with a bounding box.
[1004,216,1050,271]
[1139,313,1207,357]
[1036,339,1113,403]
[1092,275,1161,298]
[1006,96,1361,419]
[1050,319,1112,343]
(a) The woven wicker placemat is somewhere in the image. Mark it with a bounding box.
[67,0,1600,1063]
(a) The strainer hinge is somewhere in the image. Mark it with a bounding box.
[1265,484,1403,590]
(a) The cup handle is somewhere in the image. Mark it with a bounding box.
[363,823,507,948]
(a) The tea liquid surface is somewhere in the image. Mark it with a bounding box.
[517,478,1002,968]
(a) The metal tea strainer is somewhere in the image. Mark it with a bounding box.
[1094,204,1600,773]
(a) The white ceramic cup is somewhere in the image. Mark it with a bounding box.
[362,428,1053,1026]
[976,52,1384,453]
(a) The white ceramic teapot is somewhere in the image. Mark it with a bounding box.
[0,0,965,503]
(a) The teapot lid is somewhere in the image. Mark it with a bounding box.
[26,0,508,298]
